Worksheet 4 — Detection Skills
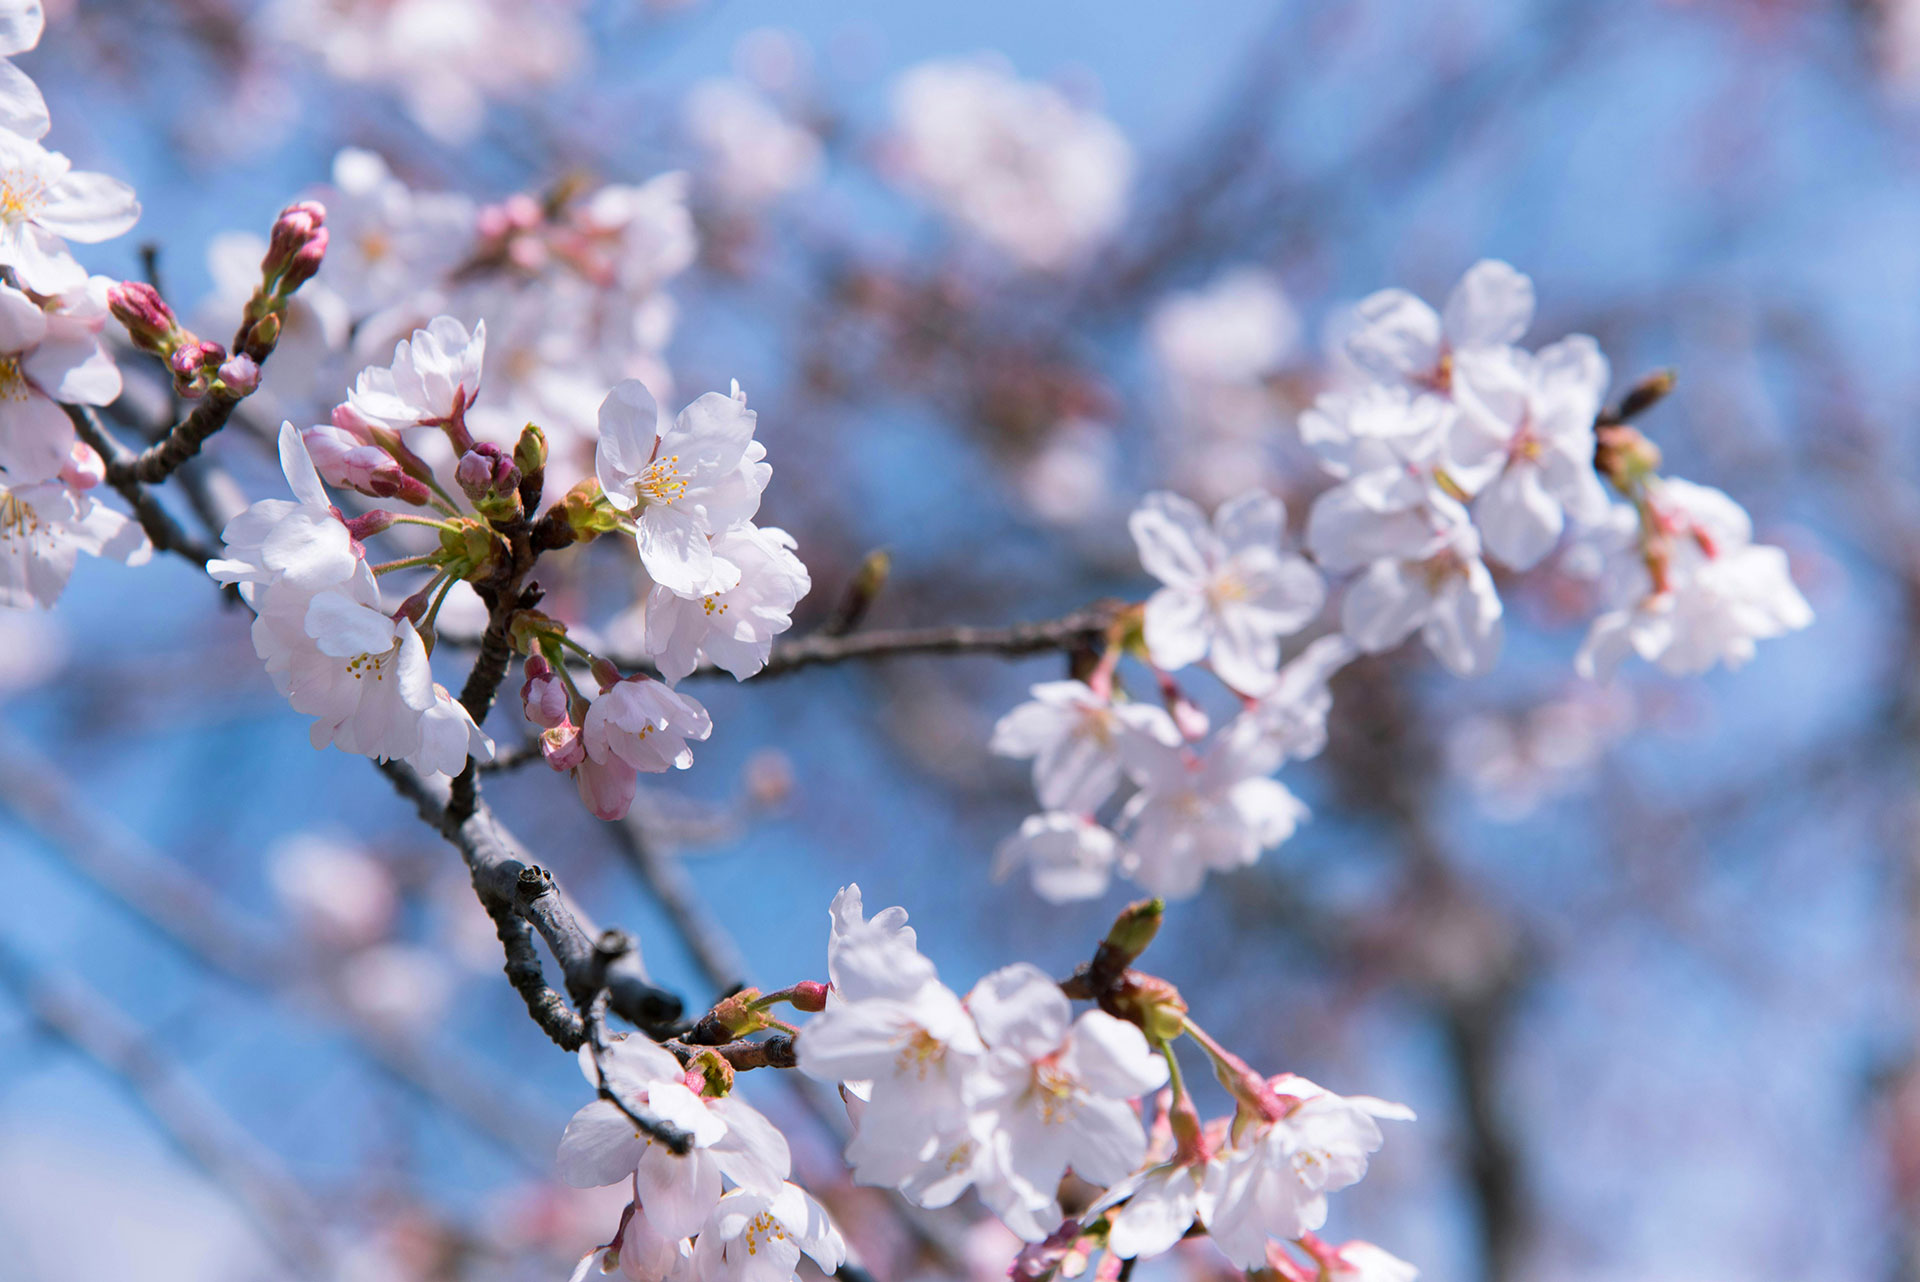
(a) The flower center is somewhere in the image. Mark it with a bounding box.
[0,168,47,223]
[1207,572,1251,607]
[344,640,402,682]
[894,1027,947,1080]
[1032,1060,1077,1125]
[640,455,688,505]
[701,594,729,616]
[0,356,29,403]
[742,1210,787,1257]
[0,488,39,544]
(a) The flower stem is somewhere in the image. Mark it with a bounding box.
[371,553,441,576]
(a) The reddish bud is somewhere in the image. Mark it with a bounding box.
[264,200,328,285]
[107,281,181,353]
[217,352,260,395]
[788,981,829,1013]
[589,657,622,691]
[345,510,396,541]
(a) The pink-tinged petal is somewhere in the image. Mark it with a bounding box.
[634,1146,722,1240]
[39,169,140,242]
[27,336,118,405]
[556,1099,648,1187]
[575,754,637,820]
[1063,1010,1166,1098]
[668,390,755,476]
[1212,490,1285,553]
[1340,561,1428,654]
[304,591,397,657]
[1345,288,1441,383]
[1422,564,1503,677]
[0,279,44,349]
[276,421,333,511]
[967,962,1070,1058]
[1441,259,1534,349]
[637,502,724,595]
[0,388,71,481]
[1473,463,1562,571]
[5,225,81,295]
[0,3,45,58]
[1141,586,1210,672]
[0,59,46,139]
[1129,491,1214,588]
[709,1096,793,1191]
[595,379,660,508]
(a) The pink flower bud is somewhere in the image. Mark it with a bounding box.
[217,353,260,395]
[345,510,396,541]
[264,200,328,281]
[522,659,571,729]
[168,340,226,397]
[788,981,829,1012]
[107,281,180,353]
[278,227,329,293]
[589,657,622,691]
[330,402,378,441]
[542,722,586,772]
[60,441,105,490]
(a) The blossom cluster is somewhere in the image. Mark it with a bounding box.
[206,302,806,814]
[991,262,1813,902]
[563,889,1416,1282]
[0,0,150,609]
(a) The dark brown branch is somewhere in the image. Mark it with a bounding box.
[634,603,1121,681]
[105,385,248,485]
[666,1034,799,1071]
[64,403,215,565]
[376,760,684,1039]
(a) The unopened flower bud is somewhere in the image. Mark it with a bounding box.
[239,310,282,361]
[1109,972,1187,1046]
[1595,424,1663,492]
[589,657,622,691]
[264,200,328,289]
[168,339,226,397]
[217,353,260,396]
[1102,898,1163,969]
[456,443,521,518]
[345,510,396,542]
[514,420,546,480]
[107,281,182,354]
[685,1048,734,1098]
[522,655,570,729]
[788,981,829,1013]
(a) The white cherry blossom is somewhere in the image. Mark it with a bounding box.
[0,447,148,609]
[1118,720,1308,899]
[0,130,141,295]
[1577,480,1812,677]
[992,812,1120,903]
[1337,498,1504,678]
[962,963,1167,1241]
[990,680,1182,814]
[0,279,120,482]
[637,523,810,682]
[1203,1075,1413,1269]
[690,1183,846,1282]
[582,674,713,777]
[595,380,768,595]
[1344,259,1534,393]
[1450,336,1613,569]
[1129,490,1325,693]
[345,315,486,430]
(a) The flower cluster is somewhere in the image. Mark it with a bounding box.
[209,298,808,805]
[990,261,1814,901]
[561,890,1415,1282]
[0,3,149,608]
[202,148,697,507]
[886,55,1133,272]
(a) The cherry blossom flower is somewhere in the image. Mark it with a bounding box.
[637,523,810,682]
[207,422,359,594]
[799,898,987,1191]
[1296,384,1454,484]
[1336,497,1504,678]
[0,447,148,609]
[0,0,47,140]
[690,1183,846,1282]
[1129,491,1324,694]
[1203,1076,1413,1269]
[993,812,1121,903]
[1344,259,1534,394]
[0,129,141,295]
[1449,336,1614,569]
[1576,480,1812,677]
[582,674,713,777]
[1118,721,1308,899]
[1239,634,1358,766]
[345,315,486,431]
[888,56,1132,271]
[990,680,1182,814]
[559,1035,790,1238]
[962,963,1168,1241]
[0,278,120,482]
[408,683,494,780]
[596,380,769,595]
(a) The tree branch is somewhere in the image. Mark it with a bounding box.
[105,385,248,486]
[64,403,215,565]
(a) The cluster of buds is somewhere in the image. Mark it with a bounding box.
[236,201,329,363]
[107,281,237,399]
